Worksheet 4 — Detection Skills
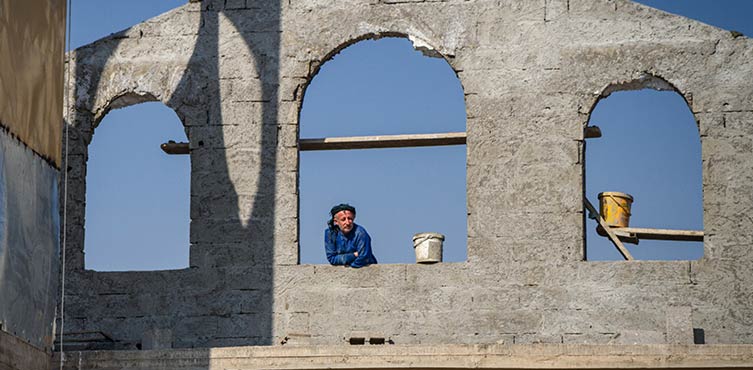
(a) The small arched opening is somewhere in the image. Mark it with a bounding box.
[85,99,190,271]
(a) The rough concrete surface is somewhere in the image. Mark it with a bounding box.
[60,0,753,350]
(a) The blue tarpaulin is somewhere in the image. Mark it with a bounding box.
[0,130,59,350]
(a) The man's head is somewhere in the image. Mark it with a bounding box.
[330,203,356,234]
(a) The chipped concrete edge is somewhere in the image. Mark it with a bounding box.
[56,344,753,369]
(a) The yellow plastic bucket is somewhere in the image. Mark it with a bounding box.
[598,191,633,228]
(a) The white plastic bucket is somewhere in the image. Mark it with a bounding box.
[412,232,444,264]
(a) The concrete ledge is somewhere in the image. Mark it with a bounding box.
[0,330,51,370]
[55,344,753,369]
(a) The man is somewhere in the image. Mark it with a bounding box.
[325,203,377,268]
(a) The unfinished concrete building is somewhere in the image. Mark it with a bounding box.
[55,0,753,368]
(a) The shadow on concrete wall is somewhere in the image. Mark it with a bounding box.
[164,0,281,345]
[61,0,281,351]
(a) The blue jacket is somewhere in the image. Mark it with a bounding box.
[324,224,377,268]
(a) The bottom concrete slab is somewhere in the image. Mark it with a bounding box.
[0,330,51,370]
[54,344,753,369]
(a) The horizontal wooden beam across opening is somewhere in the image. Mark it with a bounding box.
[613,227,704,242]
[299,132,466,151]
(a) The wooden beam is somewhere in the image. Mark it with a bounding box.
[613,227,703,242]
[584,197,634,261]
[602,228,639,244]
[299,132,466,151]
[161,141,189,155]
[160,133,467,154]
[584,125,602,139]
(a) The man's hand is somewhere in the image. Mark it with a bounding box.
[354,251,359,257]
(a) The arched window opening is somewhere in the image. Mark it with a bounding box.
[299,37,467,265]
[85,102,190,271]
[584,89,703,261]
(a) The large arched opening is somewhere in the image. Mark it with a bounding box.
[298,36,468,265]
[584,78,703,261]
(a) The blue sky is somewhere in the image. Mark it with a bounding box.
[70,1,753,270]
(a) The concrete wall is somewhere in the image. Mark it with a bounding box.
[61,0,753,349]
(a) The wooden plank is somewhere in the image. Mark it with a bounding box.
[606,228,639,245]
[160,133,467,154]
[584,125,602,139]
[161,141,189,155]
[584,198,634,261]
[299,132,466,151]
[614,227,703,242]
